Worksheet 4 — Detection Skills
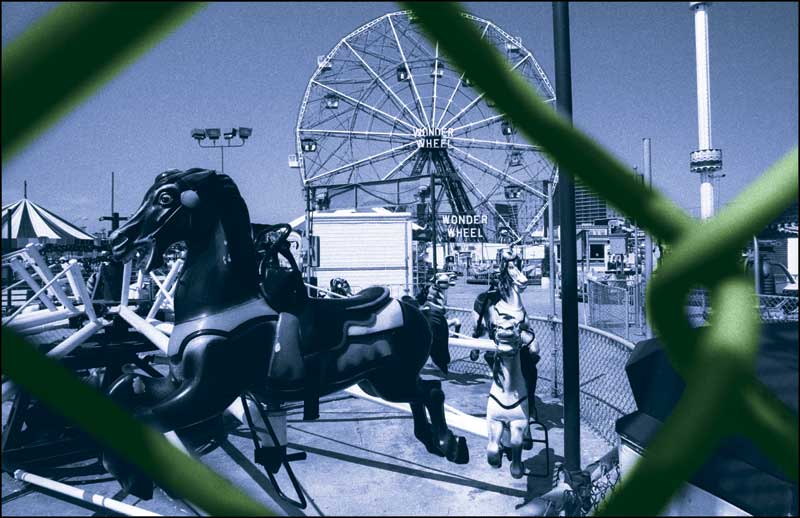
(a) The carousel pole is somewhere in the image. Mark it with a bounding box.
[430,158,438,277]
[5,197,12,311]
[553,0,581,477]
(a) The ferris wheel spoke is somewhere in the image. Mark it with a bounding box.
[343,40,424,128]
[451,114,505,134]
[449,145,546,199]
[436,21,491,128]
[388,14,430,128]
[382,146,421,181]
[441,54,530,130]
[448,137,541,151]
[454,166,521,241]
[520,202,549,240]
[306,141,419,183]
[431,42,439,125]
[312,81,417,132]
[300,128,415,141]
[310,138,351,175]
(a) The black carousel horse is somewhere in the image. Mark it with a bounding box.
[105,168,468,500]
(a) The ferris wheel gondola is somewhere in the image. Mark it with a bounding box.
[293,10,557,245]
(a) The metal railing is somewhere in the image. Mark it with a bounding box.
[445,307,637,446]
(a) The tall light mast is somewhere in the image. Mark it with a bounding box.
[689,2,722,220]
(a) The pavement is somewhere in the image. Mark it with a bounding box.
[2,278,622,516]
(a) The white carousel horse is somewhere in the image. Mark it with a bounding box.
[475,247,540,478]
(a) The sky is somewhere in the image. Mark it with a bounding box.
[2,2,797,235]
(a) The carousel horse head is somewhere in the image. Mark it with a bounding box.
[433,272,452,291]
[492,313,523,355]
[497,247,528,296]
[110,168,254,273]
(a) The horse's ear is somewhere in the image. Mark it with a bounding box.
[183,168,216,186]
[181,190,201,208]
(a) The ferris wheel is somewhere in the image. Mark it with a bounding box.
[293,10,556,244]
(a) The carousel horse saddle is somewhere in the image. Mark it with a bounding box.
[304,287,392,344]
[268,287,402,420]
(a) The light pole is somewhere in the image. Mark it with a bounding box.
[191,127,252,174]
[99,171,128,232]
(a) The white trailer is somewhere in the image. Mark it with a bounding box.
[312,208,413,298]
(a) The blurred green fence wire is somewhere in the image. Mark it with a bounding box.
[2,1,797,516]
[403,2,798,516]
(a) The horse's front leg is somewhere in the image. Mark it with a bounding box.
[509,418,527,479]
[420,379,469,464]
[486,417,504,468]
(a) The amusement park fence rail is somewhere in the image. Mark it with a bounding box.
[586,281,798,340]
[687,288,798,325]
[445,307,636,447]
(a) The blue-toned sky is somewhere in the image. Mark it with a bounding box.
[2,2,797,234]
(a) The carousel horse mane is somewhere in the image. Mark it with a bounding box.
[497,250,523,298]
[180,168,257,286]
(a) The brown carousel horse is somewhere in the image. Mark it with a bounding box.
[105,168,468,499]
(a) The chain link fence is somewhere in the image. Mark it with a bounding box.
[688,288,798,325]
[445,307,637,446]
[586,279,649,340]
[587,280,630,340]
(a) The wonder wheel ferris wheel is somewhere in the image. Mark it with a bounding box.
[292,10,557,245]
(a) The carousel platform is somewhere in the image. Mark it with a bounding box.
[2,363,612,516]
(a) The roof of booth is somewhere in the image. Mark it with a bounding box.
[1,199,94,241]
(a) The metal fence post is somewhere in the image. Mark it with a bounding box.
[587,280,593,326]
[551,317,559,397]
[625,285,630,341]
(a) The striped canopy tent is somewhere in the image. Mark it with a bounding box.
[2,198,94,247]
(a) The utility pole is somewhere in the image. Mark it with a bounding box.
[553,0,580,476]
[643,138,654,338]
[99,171,128,232]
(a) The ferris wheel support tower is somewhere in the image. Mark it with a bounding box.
[689,2,723,220]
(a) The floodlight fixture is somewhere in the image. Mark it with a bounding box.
[223,128,238,140]
[205,128,221,140]
[191,128,206,141]
[238,127,252,139]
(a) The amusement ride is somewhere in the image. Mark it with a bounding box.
[292,10,558,276]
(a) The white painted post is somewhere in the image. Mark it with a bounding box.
[118,305,169,353]
[120,261,132,307]
[146,259,183,320]
[14,470,161,516]
[24,245,78,312]
[8,257,57,310]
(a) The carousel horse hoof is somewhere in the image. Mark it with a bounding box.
[523,438,533,451]
[427,442,446,457]
[510,462,525,479]
[446,435,469,464]
[102,452,154,500]
[487,450,502,468]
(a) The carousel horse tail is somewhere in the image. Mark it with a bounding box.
[404,293,450,375]
[425,287,451,375]
[428,315,451,375]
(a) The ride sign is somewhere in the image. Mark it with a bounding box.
[415,127,454,149]
[442,213,487,241]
